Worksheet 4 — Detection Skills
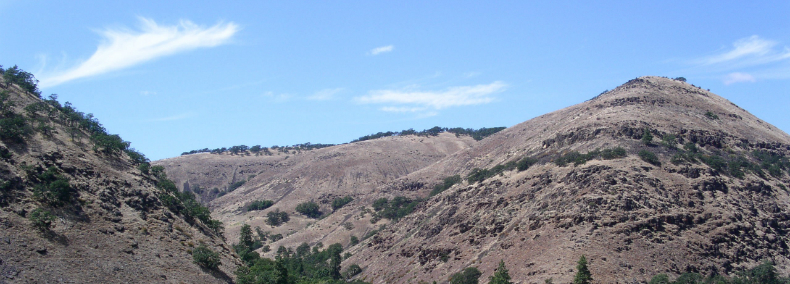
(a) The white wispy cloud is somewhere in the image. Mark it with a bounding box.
[368,45,394,55]
[39,17,239,87]
[355,81,506,113]
[262,91,292,102]
[307,88,343,101]
[724,72,756,85]
[690,36,790,84]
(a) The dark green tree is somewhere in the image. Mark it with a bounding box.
[642,128,653,145]
[295,201,322,218]
[240,224,254,249]
[450,267,482,284]
[488,260,512,284]
[573,255,592,284]
[192,244,221,270]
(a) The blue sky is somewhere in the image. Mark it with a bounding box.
[2,1,789,160]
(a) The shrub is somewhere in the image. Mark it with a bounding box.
[372,196,421,220]
[573,255,592,284]
[266,209,289,226]
[638,150,660,166]
[29,208,55,232]
[600,147,627,159]
[705,111,719,120]
[642,128,653,145]
[192,244,221,269]
[430,175,461,196]
[350,235,359,246]
[0,115,29,143]
[516,157,537,171]
[343,264,363,279]
[246,200,274,211]
[450,267,482,284]
[488,260,512,284]
[674,77,687,82]
[331,196,353,210]
[648,274,670,284]
[32,167,73,206]
[295,201,322,218]
[228,180,246,191]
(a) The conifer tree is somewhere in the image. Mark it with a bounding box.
[573,255,592,284]
[488,260,512,284]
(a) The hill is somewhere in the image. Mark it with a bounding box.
[341,76,790,283]
[0,67,240,283]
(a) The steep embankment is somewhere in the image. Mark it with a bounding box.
[344,77,790,283]
[154,133,476,247]
[0,78,239,283]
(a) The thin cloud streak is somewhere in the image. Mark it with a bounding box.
[307,88,343,101]
[688,36,790,84]
[355,81,506,110]
[369,45,394,55]
[724,72,756,85]
[39,17,239,87]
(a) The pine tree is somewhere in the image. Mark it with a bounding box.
[488,260,512,284]
[573,255,592,284]
[239,223,254,249]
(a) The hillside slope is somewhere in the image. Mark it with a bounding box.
[0,78,240,283]
[344,77,790,283]
[154,132,476,246]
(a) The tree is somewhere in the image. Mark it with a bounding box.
[642,128,653,145]
[192,244,221,270]
[488,260,512,284]
[450,267,482,284]
[240,224,254,249]
[674,77,687,82]
[648,274,670,284]
[295,201,322,218]
[29,208,55,232]
[573,255,592,284]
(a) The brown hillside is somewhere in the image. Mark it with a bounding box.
[153,133,476,247]
[343,76,790,283]
[0,81,240,283]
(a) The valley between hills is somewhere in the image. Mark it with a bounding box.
[2,66,790,283]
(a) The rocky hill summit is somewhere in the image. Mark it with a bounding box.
[0,69,240,283]
[341,76,790,283]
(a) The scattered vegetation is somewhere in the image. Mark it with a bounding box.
[450,267,482,284]
[152,166,223,235]
[554,147,627,167]
[705,111,719,120]
[29,207,55,232]
[331,196,353,211]
[467,156,538,184]
[266,209,289,226]
[192,244,221,270]
[642,128,654,145]
[638,150,661,166]
[648,261,790,284]
[31,166,73,206]
[371,196,422,221]
[669,141,789,178]
[227,180,246,191]
[295,201,322,218]
[430,175,461,197]
[352,126,506,143]
[246,200,274,211]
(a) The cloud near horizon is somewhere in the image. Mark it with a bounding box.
[693,36,790,84]
[369,45,394,55]
[39,17,239,88]
[355,81,506,114]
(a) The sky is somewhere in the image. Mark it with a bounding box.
[1,1,789,160]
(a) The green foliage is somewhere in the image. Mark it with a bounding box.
[154,170,223,236]
[649,274,670,284]
[430,175,461,196]
[352,126,506,142]
[192,244,221,270]
[647,261,790,284]
[247,200,275,211]
[639,150,661,166]
[137,163,150,174]
[705,111,719,120]
[555,147,628,167]
[371,196,421,221]
[343,264,362,279]
[488,260,513,284]
[266,209,289,226]
[674,77,687,82]
[450,267,482,284]
[295,201,322,218]
[29,208,55,232]
[228,180,246,191]
[573,255,592,284]
[331,196,353,211]
[32,166,73,206]
[0,99,29,142]
[642,128,654,145]
[516,156,538,171]
[753,150,790,177]
[661,134,677,149]
[2,65,41,97]
[349,235,359,246]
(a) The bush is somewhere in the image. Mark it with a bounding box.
[295,201,322,218]
[642,128,653,145]
[638,150,661,166]
[343,264,363,279]
[705,111,719,120]
[573,255,592,284]
[29,208,55,232]
[246,200,274,211]
[372,196,421,220]
[450,267,482,284]
[32,167,73,206]
[516,157,537,171]
[192,244,221,269]
[350,235,359,246]
[600,147,627,159]
[228,180,246,191]
[430,175,462,196]
[266,209,289,226]
[331,196,353,210]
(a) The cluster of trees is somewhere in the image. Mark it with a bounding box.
[295,201,322,218]
[151,166,223,235]
[182,142,337,156]
[554,147,628,167]
[233,224,369,284]
[1,65,40,96]
[467,156,538,184]
[371,196,422,222]
[266,209,289,226]
[352,126,506,143]
[430,175,462,197]
[31,166,73,206]
[331,196,353,211]
[246,200,275,211]
[648,261,790,284]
